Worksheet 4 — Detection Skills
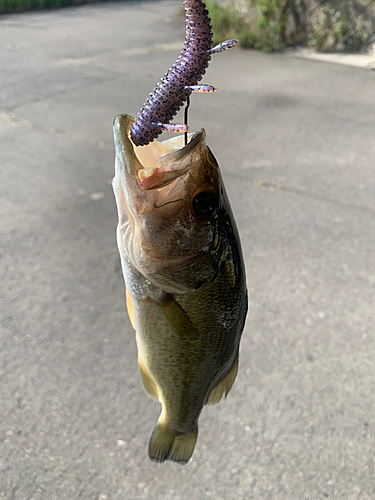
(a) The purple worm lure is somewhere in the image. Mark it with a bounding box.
[130,0,237,147]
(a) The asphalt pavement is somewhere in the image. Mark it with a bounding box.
[1,1,374,499]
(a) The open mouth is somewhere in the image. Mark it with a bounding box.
[133,130,204,190]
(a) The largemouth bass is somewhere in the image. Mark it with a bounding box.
[113,114,247,464]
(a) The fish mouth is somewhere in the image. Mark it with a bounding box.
[113,114,206,190]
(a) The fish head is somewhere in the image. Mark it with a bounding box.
[113,114,225,293]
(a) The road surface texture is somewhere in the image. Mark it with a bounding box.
[1,1,374,499]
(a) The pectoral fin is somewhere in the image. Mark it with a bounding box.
[158,295,200,342]
[206,355,239,405]
[139,359,159,401]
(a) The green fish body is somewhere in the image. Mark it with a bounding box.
[113,114,247,464]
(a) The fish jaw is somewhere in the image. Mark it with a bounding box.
[113,114,223,293]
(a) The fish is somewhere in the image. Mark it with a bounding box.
[112,0,247,465]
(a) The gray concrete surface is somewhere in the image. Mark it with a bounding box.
[1,1,375,499]
[287,47,375,70]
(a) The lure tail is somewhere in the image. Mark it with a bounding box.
[130,0,237,147]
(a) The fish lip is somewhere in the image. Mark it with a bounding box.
[113,114,141,177]
[156,128,206,166]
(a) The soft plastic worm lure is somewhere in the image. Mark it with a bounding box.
[130,0,237,147]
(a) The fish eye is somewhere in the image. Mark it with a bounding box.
[192,191,219,218]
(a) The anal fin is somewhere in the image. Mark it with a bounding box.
[206,355,239,405]
[149,423,198,465]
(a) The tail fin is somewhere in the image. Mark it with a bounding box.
[148,424,198,465]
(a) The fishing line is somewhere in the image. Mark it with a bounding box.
[184,96,190,146]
